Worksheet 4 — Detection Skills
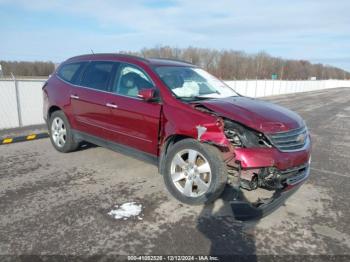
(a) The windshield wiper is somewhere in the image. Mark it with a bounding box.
[175,92,220,102]
[193,96,215,100]
[193,92,221,99]
[175,96,212,102]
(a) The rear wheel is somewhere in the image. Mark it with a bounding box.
[163,138,227,205]
[49,110,79,153]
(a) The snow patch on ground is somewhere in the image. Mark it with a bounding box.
[108,202,143,220]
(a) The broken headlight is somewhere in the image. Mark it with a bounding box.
[223,119,271,148]
[224,129,243,146]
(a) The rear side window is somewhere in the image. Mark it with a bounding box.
[57,62,85,84]
[81,62,115,91]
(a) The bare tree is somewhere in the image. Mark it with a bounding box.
[124,46,350,80]
[0,61,55,77]
[2,47,349,80]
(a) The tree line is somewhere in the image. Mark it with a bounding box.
[125,46,350,80]
[0,61,55,77]
[1,47,349,80]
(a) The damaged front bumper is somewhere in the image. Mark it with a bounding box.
[229,182,306,220]
[234,144,311,187]
[229,159,310,220]
[224,142,311,220]
[233,145,311,171]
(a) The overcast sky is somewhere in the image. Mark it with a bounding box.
[1,0,349,71]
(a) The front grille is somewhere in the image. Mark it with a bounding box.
[279,163,310,185]
[267,126,308,152]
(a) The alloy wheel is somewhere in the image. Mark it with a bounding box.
[170,149,212,197]
[51,117,67,148]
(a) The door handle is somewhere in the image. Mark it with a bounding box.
[106,103,118,109]
[70,94,79,100]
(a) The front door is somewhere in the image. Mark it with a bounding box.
[103,63,162,155]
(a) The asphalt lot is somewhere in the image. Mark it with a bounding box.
[0,87,350,258]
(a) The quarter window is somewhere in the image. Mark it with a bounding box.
[114,64,153,98]
[57,62,85,84]
[81,62,115,91]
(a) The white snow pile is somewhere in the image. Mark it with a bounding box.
[108,202,143,220]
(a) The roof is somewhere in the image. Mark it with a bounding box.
[65,53,194,67]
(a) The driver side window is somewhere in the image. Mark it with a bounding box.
[114,64,153,98]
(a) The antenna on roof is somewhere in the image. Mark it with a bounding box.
[90,49,95,54]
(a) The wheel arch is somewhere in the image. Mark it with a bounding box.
[158,130,234,175]
[48,105,62,120]
[158,134,193,175]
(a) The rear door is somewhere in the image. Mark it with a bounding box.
[103,63,162,155]
[70,61,118,138]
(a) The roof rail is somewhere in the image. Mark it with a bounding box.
[149,57,193,65]
[67,53,150,63]
[113,53,150,62]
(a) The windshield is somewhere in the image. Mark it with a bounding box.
[155,66,238,100]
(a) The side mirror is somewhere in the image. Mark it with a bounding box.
[137,88,157,101]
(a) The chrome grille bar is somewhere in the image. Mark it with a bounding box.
[267,126,309,152]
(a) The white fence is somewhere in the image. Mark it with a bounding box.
[1,78,350,130]
[225,79,350,97]
[0,78,45,130]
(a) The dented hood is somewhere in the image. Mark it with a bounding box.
[198,96,304,133]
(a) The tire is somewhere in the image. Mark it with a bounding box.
[163,138,227,205]
[49,110,79,153]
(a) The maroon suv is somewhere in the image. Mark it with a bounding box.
[43,53,311,208]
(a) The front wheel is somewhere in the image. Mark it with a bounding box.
[163,138,227,205]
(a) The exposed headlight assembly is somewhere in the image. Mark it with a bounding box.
[224,129,243,146]
[223,119,271,148]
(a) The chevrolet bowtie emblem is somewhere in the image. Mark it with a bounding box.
[296,133,306,144]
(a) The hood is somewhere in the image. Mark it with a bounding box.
[198,96,304,133]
